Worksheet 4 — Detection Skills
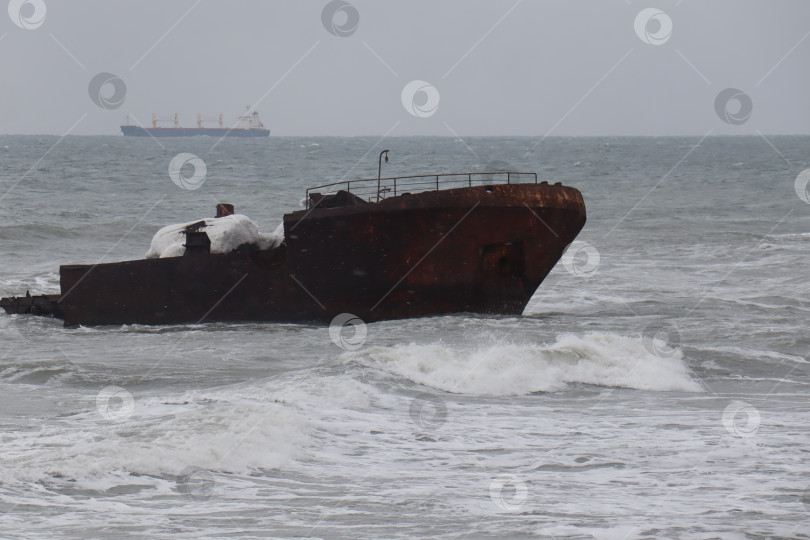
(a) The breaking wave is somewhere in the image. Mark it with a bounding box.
[344,332,702,395]
[0,374,376,485]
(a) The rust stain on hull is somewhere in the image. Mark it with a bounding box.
[2,182,586,326]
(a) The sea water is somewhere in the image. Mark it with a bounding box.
[0,135,809,538]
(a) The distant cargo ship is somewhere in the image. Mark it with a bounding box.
[121,109,270,137]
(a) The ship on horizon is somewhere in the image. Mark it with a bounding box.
[121,108,270,137]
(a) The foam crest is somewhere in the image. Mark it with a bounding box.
[345,332,702,395]
[0,394,308,484]
[0,373,381,485]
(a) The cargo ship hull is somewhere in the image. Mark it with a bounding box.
[121,125,269,137]
[2,182,585,326]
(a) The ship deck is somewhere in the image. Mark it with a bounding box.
[2,172,585,326]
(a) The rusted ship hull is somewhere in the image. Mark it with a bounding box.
[2,182,585,326]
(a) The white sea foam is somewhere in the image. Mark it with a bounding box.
[0,373,381,485]
[344,332,702,395]
[145,214,283,259]
[0,391,308,484]
[696,344,809,364]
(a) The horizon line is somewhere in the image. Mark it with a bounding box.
[1,132,809,138]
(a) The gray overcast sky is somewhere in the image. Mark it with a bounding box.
[1,0,808,136]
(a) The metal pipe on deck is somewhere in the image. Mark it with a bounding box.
[377,150,389,202]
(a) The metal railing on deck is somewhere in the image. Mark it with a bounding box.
[305,171,538,209]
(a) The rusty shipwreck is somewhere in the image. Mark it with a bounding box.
[1,172,586,326]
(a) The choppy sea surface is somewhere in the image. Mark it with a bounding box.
[1,135,809,539]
